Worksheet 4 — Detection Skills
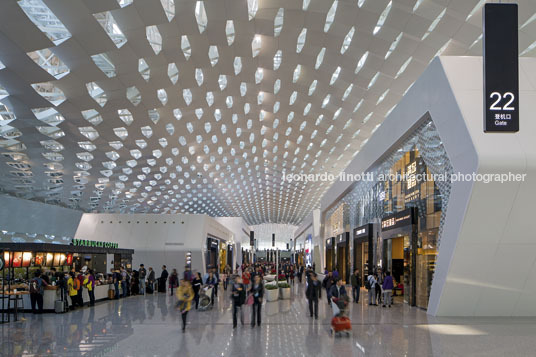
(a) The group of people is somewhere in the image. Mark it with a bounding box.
[365,269,395,307]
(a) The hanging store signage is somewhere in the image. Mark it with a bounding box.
[354,224,372,239]
[72,239,118,249]
[483,3,519,132]
[381,208,417,232]
[272,233,275,247]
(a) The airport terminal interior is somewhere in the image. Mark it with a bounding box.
[1,0,536,356]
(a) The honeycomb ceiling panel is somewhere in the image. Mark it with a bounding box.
[0,0,535,225]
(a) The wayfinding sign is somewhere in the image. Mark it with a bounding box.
[483,3,519,132]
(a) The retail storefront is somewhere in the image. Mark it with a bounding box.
[353,224,373,284]
[206,237,219,270]
[322,118,450,310]
[335,232,350,282]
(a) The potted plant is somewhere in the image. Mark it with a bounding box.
[265,284,279,302]
[278,282,291,299]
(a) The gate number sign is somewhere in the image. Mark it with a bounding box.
[483,3,519,132]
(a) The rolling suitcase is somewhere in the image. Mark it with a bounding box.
[55,300,66,313]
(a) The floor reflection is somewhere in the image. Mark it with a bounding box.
[2,283,536,356]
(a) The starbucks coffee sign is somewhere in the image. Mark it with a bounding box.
[73,239,118,249]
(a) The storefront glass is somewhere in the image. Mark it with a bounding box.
[324,117,452,309]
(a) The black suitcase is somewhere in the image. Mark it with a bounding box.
[146,285,153,294]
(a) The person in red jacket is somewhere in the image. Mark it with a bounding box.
[242,269,251,289]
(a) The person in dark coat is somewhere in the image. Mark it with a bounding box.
[231,276,246,328]
[350,269,361,303]
[249,275,264,327]
[306,272,322,319]
[192,272,203,309]
[329,279,347,301]
[322,272,335,302]
[158,265,168,293]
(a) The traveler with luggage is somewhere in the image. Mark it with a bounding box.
[29,270,48,314]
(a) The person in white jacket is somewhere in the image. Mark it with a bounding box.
[367,274,377,306]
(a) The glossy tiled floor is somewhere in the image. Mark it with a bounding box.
[2,283,536,356]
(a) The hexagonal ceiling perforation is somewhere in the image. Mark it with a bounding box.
[0,0,535,225]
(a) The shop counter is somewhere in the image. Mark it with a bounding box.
[14,284,113,311]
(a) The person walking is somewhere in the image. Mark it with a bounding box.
[176,279,194,332]
[83,270,96,306]
[242,269,251,290]
[147,267,155,294]
[159,265,169,293]
[204,271,217,305]
[322,272,335,303]
[169,269,179,296]
[112,268,120,299]
[29,270,48,314]
[76,272,84,307]
[120,267,128,298]
[367,274,377,306]
[249,275,264,327]
[192,272,202,309]
[305,272,321,319]
[350,269,361,303]
[139,264,147,295]
[67,272,78,310]
[231,276,246,328]
[329,279,347,302]
[382,271,394,308]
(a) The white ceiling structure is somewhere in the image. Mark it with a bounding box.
[0,0,535,225]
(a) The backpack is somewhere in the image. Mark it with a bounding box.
[74,278,81,290]
[364,278,371,290]
[30,278,42,294]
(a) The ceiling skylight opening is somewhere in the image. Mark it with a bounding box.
[157,89,168,105]
[219,75,227,90]
[324,1,338,33]
[79,127,99,141]
[31,82,65,106]
[469,34,483,49]
[247,0,258,20]
[355,51,369,74]
[296,28,307,53]
[422,8,446,41]
[274,79,281,94]
[433,40,451,59]
[91,53,115,78]
[329,66,341,85]
[385,32,403,59]
[207,45,219,66]
[289,92,297,105]
[367,72,380,89]
[234,57,242,75]
[362,112,373,124]
[340,26,355,54]
[373,1,392,36]
[315,48,326,69]
[521,40,536,56]
[308,80,317,96]
[412,0,424,13]
[18,0,71,45]
[396,56,412,78]
[126,86,141,106]
[466,0,486,22]
[252,35,262,57]
[168,63,179,84]
[273,50,282,70]
[274,8,284,37]
[195,1,208,33]
[160,0,175,21]
[86,82,107,107]
[293,64,302,83]
[241,82,248,96]
[226,20,235,45]
[195,68,204,86]
[255,68,263,84]
[181,35,192,60]
[146,26,162,54]
[118,109,133,126]
[94,11,127,48]
[27,49,69,79]
[138,59,150,82]
[321,94,330,109]
[376,89,389,105]
[342,84,353,101]
[183,88,192,105]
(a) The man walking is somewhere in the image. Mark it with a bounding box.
[139,264,147,295]
[350,269,361,303]
[306,272,322,319]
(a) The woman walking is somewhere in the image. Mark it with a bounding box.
[169,269,179,296]
[249,275,264,327]
[176,279,194,332]
[192,272,202,309]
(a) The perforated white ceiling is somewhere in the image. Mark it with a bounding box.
[0,0,535,225]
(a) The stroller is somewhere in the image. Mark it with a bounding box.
[330,295,351,337]
[198,285,214,311]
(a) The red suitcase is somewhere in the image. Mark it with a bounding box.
[331,316,351,332]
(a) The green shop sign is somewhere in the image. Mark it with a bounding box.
[72,239,118,249]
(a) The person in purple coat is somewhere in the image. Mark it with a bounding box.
[382,271,394,308]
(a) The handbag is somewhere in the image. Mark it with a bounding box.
[246,294,254,306]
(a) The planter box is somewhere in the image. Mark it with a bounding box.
[266,288,279,302]
[279,287,291,300]
[264,275,276,282]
